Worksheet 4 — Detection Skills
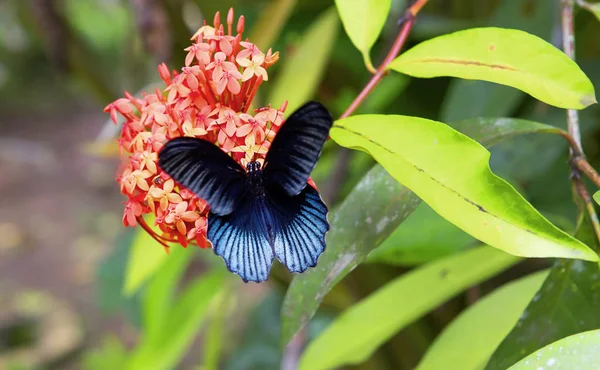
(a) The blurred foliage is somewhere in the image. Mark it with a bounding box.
[2,0,600,369]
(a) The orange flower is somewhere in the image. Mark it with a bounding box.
[165,202,201,235]
[107,8,288,251]
[148,179,182,212]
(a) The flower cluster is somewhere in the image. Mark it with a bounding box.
[104,9,286,250]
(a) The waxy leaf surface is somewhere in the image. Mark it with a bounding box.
[334,0,391,71]
[417,270,548,370]
[486,260,600,369]
[440,0,554,121]
[281,165,421,345]
[390,27,597,109]
[331,114,597,261]
[299,246,520,369]
[123,228,168,295]
[508,330,600,370]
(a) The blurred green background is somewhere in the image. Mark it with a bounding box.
[0,0,599,369]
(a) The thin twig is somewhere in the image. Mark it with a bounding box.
[340,0,429,119]
[557,131,583,157]
[561,0,600,247]
[323,0,429,204]
[572,157,600,189]
[561,0,583,152]
[557,131,600,190]
[574,181,600,250]
[281,326,307,370]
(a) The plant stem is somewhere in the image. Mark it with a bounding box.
[574,181,600,249]
[561,0,600,247]
[561,0,583,152]
[340,0,429,119]
[573,157,600,189]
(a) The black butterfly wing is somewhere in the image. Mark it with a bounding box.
[158,137,247,216]
[208,195,274,283]
[263,101,333,196]
[268,185,329,273]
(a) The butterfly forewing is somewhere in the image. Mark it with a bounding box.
[263,101,333,196]
[158,137,248,216]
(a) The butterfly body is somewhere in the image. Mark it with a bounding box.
[246,161,266,198]
[159,102,333,282]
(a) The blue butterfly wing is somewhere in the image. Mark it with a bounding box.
[208,185,328,282]
[263,101,333,196]
[208,195,274,283]
[268,185,329,273]
[158,137,247,216]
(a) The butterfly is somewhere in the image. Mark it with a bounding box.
[158,101,333,282]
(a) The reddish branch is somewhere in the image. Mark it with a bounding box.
[340,0,429,119]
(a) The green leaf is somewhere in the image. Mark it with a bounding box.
[65,0,129,51]
[485,259,600,369]
[366,203,474,265]
[82,336,128,370]
[299,246,521,370]
[331,115,598,261]
[153,271,227,364]
[268,7,339,114]
[440,0,554,121]
[127,270,227,370]
[417,270,549,370]
[486,211,600,369]
[142,247,194,345]
[367,117,564,266]
[281,165,421,346]
[451,117,566,148]
[248,0,297,51]
[334,0,391,71]
[204,290,231,370]
[507,330,600,370]
[389,27,597,109]
[123,228,169,295]
[593,191,600,206]
[96,229,141,325]
[442,81,525,123]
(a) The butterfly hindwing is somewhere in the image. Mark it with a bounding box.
[207,185,328,282]
[263,101,333,196]
[268,185,329,273]
[158,137,248,216]
[208,194,274,283]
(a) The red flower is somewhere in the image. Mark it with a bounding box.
[107,8,288,251]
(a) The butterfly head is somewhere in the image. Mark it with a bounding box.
[246,161,262,174]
